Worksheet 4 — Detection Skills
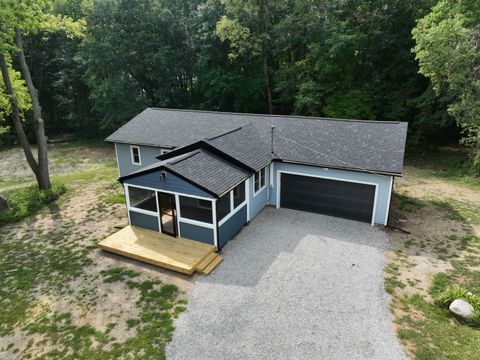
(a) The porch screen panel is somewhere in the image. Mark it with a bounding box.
[179,196,213,223]
[128,186,157,212]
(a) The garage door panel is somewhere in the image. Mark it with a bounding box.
[280,173,376,223]
[281,187,374,207]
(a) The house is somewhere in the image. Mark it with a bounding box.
[106,108,407,251]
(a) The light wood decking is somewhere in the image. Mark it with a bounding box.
[99,226,223,275]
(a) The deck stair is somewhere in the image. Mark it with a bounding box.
[195,252,224,275]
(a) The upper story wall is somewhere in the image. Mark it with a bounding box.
[115,143,166,177]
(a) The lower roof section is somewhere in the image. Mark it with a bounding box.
[120,148,250,197]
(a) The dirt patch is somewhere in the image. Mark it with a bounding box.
[0,174,193,359]
[386,167,480,357]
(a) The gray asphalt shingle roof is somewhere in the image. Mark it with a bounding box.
[120,149,249,196]
[165,150,249,196]
[107,107,408,175]
[205,124,273,171]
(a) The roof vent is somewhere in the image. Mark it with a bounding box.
[160,171,168,181]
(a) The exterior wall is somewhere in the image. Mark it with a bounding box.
[270,162,393,225]
[129,211,159,232]
[248,163,271,220]
[218,205,247,249]
[179,222,214,245]
[124,170,213,198]
[115,142,163,177]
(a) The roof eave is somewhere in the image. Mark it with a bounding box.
[274,159,403,177]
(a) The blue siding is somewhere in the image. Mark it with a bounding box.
[218,205,247,249]
[269,162,392,225]
[116,143,164,177]
[179,222,214,245]
[124,170,213,198]
[129,211,159,232]
[248,164,271,220]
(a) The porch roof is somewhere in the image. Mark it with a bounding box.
[120,148,250,197]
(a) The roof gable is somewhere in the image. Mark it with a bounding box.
[120,149,249,197]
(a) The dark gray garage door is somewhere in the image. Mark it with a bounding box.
[280,173,376,223]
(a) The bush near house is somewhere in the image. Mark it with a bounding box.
[0,183,66,224]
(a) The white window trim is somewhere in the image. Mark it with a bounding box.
[175,194,182,236]
[231,182,246,211]
[253,167,267,196]
[212,199,218,249]
[384,176,394,226]
[125,184,158,215]
[218,200,247,227]
[246,179,250,221]
[276,170,379,226]
[130,145,142,165]
[177,216,214,229]
[123,183,213,201]
[124,184,131,225]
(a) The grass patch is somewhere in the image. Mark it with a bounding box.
[385,263,406,295]
[405,147,480,190]
[397,235,480,359]
[397,295,480,360]
[0,183,66,225]
[100,267,140,283]
[101,194,125,205]
[0,229,93,336]
[426,196,480,225]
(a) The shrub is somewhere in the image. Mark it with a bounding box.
[436,284,480,322]
[0,183,66,224]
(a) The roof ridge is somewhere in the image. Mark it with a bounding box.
[146,107,402,125]
[166,150,200,165]
[205,126,244,141]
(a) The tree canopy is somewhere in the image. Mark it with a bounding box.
[1,0,478,159]
[413,0,480,149]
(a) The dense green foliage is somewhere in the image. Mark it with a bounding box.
[0,0,478,152]
[0,183,66,224]
[413,0,480,149]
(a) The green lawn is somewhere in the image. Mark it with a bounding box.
[0,142,186,359]
[389,148,480,359]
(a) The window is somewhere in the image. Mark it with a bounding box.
[131,146,141,165]
[233,182,245,208]
[217,192,231,221]
[254,166,266,193]
[179,196,212,223]
[128,186,157,212]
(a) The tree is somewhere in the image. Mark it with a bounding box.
[413,0,480,152]
[0,0,53,189]
[81,0,197,131]
[0,0,83,189]
[215,0,286,114]
[0,58,31,124]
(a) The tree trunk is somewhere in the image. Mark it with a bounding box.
[263,56,273,114]
[0,54,40,179]
[15,29,51,190]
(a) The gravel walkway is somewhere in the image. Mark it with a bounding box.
[166,207,407,360]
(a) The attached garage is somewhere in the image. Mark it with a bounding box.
[279,172,377,224]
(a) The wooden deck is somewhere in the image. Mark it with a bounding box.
[98,226,223,275]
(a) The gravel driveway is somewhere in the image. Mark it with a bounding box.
[166,207,407,360]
